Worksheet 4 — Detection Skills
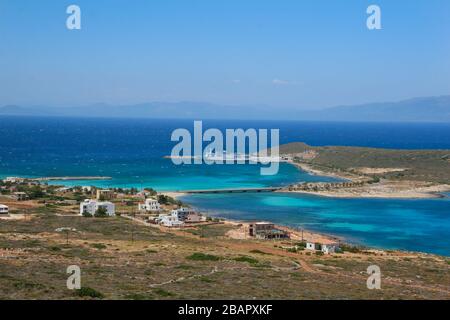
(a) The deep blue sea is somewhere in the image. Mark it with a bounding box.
[1,116,449,255]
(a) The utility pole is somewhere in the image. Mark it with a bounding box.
[55,227,76,246]
[131,208,136,243]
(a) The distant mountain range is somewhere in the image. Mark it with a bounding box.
[1,95,450,122]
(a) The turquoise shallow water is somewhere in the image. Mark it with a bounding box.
[39,162,337,191]
[181,193,450,256]
[1,116,450,255]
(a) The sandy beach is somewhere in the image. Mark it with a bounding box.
[161,191,187,199]
[282,182,450,199]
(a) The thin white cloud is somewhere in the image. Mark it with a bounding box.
[272,78,289,85]
[272,78,301,86]
[231,79,241,84]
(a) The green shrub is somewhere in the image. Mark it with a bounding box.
[157,195,181,206]
[187,252,221,261]
[75,287,104,299]
[14,280,44,290]
[90,243,107,250]
[249,249,271,255]
[82,211,93,218]
[233,256,259,264]
[296,241,307,248]
[199,276,214,283]
[368,176,380,184]
[94,207,108,217]
[175,264,195,270]
[153,288,174,297]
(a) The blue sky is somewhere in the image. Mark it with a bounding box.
[0,0,449,109]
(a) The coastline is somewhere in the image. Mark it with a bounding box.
[221,218,343,245]
[1,175,112,182]
[286,160,450,199]
[165,191,345,247]
[3,159,449,255]
[161,191,188,199]
[160,163,450,253]
[33,176,112,181]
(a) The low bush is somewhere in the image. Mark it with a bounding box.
[187,252,221,261]
[75,287,104,299]
[232,256,259,264]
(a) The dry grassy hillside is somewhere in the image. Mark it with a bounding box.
[0,207,449,300]
[280,142,450,184]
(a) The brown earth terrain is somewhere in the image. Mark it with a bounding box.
[0,203,449,300]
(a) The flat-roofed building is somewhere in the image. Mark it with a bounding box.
[171,207,196,221]
[248,222,289,240]
[138,198,161,212]
[96,189,115,200]
[156,212,184,227]
[13,192,28,201]
[0,204,9,214]
[185,212,205,223]
[80,199,115,216]
[321,243,339,254]
[306,242,319,251]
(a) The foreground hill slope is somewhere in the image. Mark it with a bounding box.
[0,207,449,300]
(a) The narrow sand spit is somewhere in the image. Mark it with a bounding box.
[286,160,450,199]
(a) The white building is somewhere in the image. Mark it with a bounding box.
[13,192,28,201]
[305,242,339,254]
[138,198,161,212]
[81,186,93,193]
[321,243,339,255]
[80,199,115,216]
[155,207,204,227]
[56,187,72,193]
[171,207,196,221]
[157,212,184,227]
[0,204,9,214]
[306,242,318,251]
[185,212,205,223]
